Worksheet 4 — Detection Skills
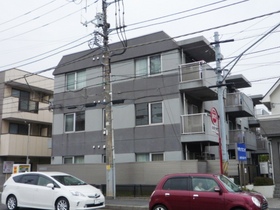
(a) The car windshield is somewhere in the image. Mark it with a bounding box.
[218,175,242,192]
[52,175,87,186]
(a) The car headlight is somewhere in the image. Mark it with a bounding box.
[70,191,86,197]
[252,196,261,207]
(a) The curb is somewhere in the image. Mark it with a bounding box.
[106,204,148,210]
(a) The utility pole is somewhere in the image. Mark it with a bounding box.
[101,1,115,198]
[211,32,233,175]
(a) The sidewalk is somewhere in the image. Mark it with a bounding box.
[267,198,280,209]
[105,197,280,210]
[105,197,149,210]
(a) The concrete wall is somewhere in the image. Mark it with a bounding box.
[38,160,206,185]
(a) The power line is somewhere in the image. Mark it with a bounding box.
[0,0,56,26]
[0,1,71,34]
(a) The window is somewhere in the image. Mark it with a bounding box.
[9,123,28,135]
[66,70,86,90]
[135,54,161,76]
[38,176,53,186]
[20,175,38,185]
[135,102,163,126]
[151,153,164,161]
[11,88,38,113]
[65,112,85,132]
[163,177,189,190]
[136,153,149,162]
[192,177,218,192]
[63,156,84,164]
[136,153,164,162]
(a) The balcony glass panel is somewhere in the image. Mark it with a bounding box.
[179,61,203,82]
[181,113,205,134]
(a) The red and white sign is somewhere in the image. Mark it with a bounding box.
[210,107,218,125]
[210,107,219,134]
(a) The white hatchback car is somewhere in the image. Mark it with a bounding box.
[1,171,105,210]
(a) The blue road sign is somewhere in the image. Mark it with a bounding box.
[237,143,247,161]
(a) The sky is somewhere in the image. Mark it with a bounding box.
[0,0,280,97]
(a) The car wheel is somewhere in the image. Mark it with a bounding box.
[6,195,18,210]
[153,204,168,210]
[56,197,69,210]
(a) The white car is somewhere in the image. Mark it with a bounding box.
[1,171,105,210]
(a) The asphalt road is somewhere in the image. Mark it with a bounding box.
[0,203,278,210]
[0,204,111,210]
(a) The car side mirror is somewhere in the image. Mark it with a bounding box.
[46,183,55,189]
[214,186,221,193]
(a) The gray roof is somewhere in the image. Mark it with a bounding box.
[53,31,178,75]
[53,31,216,75]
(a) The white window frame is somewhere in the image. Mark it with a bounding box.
[65,112,85,132]
[66,70,86,91]
[135,101,163,126]
[63,156,84,164]
[135,54,162,77]
[136,153,164,162]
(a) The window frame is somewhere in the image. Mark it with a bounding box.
[135,54,162,77]
[64,111,85,132]
[136,153,164,162]
[163,176,190,191]
[135,101,163,126]
[63,156,84,164]
[9,123,29,135]
[66,70,86,91]
[11,88,38,113]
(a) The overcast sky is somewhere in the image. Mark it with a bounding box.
[1,0,280,96]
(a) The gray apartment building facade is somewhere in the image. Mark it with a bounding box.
[49,31,269,185]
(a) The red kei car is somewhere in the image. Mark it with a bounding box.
[149,173,268,210]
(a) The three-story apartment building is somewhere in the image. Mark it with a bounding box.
[49,31,269,185]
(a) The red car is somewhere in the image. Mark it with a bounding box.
[149,173,268,210]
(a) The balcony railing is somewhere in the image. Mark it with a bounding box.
[179,61,217,101]
[225,92,254,117]
[0,134,51,156]
[179,61,204,82]
[180,113,220,144]
[181,113,206,134]
[228,130,256,150]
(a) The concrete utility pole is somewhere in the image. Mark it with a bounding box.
[101,1,115,198]
[211,32,233,175]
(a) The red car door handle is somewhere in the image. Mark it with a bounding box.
[193,194,199,199]
[165,193,170,196]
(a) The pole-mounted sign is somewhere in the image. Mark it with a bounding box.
[210,107,219,134]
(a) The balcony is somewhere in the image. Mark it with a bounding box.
[0,134,51,157]
[2,97,52,123]
[180,113,219,144]
[228,130,257,151]
[179,61,217,101]
[225,92,254,118]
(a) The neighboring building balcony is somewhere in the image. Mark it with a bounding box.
[179,61,217,101]
[228,130,257,151]
[0,134,51,157]
[253,136,269,154]
[2,97,52,123]
[248,117,260,128]
[225,92,254,118]
[180,113,219,144]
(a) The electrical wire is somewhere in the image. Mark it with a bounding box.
[0,0,56,27]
